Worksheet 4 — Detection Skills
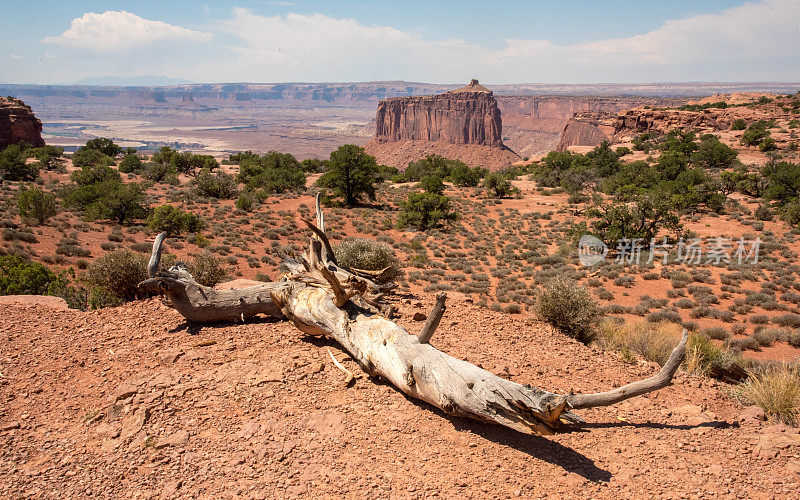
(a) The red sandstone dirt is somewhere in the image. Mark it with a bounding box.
[1,296,799,498]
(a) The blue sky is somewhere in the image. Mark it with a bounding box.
[1,0,798,84]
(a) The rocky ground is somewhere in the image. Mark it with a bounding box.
[2,294,799,498]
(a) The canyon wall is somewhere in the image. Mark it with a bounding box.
[612,108,733,139]
[373,87,502,146]
[0,82,456,105]
[0,97,44,149]
[497,96,684,157]
[556,111,618,151]
[0,81,718,160]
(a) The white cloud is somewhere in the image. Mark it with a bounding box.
[44,10,212,52]
[22,1,800,84]
[10,54,23,60]
[214,8,473,81]
[212,1,800,83]
[572,0,800,66]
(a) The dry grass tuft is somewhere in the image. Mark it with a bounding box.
[596,320,682,366]
[736,363,800,426]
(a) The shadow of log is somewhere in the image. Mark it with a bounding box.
[168,315,284,335]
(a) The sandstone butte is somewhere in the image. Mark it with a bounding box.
[0,96,44,150]
[365,79,521,171]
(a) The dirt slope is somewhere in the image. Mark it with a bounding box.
[1,296,799,498]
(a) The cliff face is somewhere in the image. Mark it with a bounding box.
[374,90,503,146]
[556,111,617,151]
[498,96,685,157]
[366,81,518,170]
[612,108,731,139]
[610,96,798,141]
[0,97,44,149]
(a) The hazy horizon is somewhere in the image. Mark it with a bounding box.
[3,79,800,89]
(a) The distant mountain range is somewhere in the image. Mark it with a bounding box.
[74,75,193,86]
[2,80,798,98]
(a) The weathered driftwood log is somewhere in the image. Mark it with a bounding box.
[138,201,689,434]
[138,233,286,323]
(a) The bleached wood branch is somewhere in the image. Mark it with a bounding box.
[139,205,689,434]
[418,293,446,343]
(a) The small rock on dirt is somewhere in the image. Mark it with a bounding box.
[113,382,138,402]
[738,405,766,423]
[121,408,149,440]
[155,430,189,449]
[161,480,182,498]
[412,312,427,321]
[156,349,184,365]
[1,421,21,432]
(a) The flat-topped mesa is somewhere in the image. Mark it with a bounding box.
[374,79,503,147]
[0,96,44,149]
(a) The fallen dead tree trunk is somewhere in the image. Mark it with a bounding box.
[138,199,689,434]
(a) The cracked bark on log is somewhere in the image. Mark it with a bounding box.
[138,204,689,434]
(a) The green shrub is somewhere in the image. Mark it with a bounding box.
[395,155,474,183]
[0,255,61,295]
[0,255,85,308]
[300,158,329,173]
[193,169,238,199]
[143,162,178,184]
[63,180,146,224]
[70,164,120,186]
[0,144,38,181]
[754,204,773,221]
[447,162,485,186]
[483,172,520,198]
[18,187,57,225]
[741,121,770,146]
[71,148,115,168]
[152,147,218,173]
[730,119,747,131]
[763,158,800,205]
[587,194,681,246]
[534,276,601,344]
[333,238,401,284]
[85,250,149,303]
[691,134,738,169]
[188,252,228,287]
[317,145,381,206]
[615,146,632,157]
[117,154,143,173]
[237,151,306,193]
[419,175,445,195]
[236,191,256,212]
[759,137,777,152]
[397,192,459,231]
[82,137,121,157]
[147,204,203,235]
